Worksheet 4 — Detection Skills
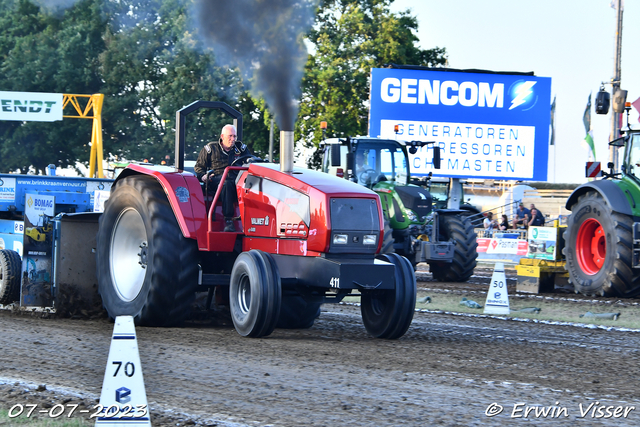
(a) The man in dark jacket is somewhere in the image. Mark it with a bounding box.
[194,124,251,232]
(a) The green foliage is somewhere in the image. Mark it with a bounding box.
[0,0,105,173]
[297,0,447,168]
[0,0,441,173]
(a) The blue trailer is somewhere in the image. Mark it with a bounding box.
[0,172,113,309]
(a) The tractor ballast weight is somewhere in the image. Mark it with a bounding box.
[321,137,478,282]
[95,102,417,339]
[564,126,640,297]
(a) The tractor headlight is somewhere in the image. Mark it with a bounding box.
[333,234,348,244]
[363,234,377,245]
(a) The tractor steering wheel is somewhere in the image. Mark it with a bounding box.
[358,168,378,185]
[231,154,262,166]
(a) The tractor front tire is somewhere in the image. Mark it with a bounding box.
[0,249,22,305]
[428,215,477,282]
[361,253,416,339]
[563,191,640,297]
[230,250,282,337]
[96,176,198,326]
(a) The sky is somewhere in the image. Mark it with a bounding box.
[389,0,640,183]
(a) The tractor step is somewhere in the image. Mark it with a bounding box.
[198,273,231,288]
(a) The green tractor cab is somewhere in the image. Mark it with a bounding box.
[321,136,477,282]
[564,127,640,297]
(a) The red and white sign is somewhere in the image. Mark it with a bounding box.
[586,162,601,178]
[477,238,528,256]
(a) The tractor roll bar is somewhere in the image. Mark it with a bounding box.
[174,101,243,171]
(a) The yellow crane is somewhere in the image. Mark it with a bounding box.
[63,93,104,178]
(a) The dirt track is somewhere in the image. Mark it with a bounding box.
[1,282,640,427]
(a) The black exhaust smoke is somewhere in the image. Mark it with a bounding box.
[191,0,317,131]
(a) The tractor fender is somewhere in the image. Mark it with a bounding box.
[565,180,633,216]
[114,165,205,240]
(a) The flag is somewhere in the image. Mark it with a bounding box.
[583,93,596,160]
[610,0,624,10]
[632,96,640,123]
[550,96,556,145]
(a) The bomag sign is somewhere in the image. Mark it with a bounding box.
[0,91,63,122]
[369,68,552,181]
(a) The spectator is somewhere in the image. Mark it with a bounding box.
[512,202,531,229]
[530,203,545,225]
[483,212,499,236]
[499,214,509,230]
[528,208,545,227]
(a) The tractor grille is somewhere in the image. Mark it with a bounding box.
[329,198,380,254]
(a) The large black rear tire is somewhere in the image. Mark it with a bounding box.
[0,249,22,305]
[563,191,640,297]
[230,250,282,337]
[361,253,416,339]
[96,176,199,326]
[428,214,477,282]
[380,220,394,254]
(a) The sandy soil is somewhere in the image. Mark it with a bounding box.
[1,284,640,427]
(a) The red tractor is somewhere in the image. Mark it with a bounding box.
[95,101,416,339]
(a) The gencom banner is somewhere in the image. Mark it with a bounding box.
[369,68,552,181]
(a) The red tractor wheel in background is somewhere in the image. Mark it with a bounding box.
[564,191,640,297]
[96,176,199,326]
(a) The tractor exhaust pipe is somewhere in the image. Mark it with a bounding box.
[280,130,294,173]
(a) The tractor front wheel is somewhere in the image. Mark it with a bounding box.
[428,215,477,282]
[361,253,416,339]
[229,250,282,337]
[96,176,199,326]
[563,191,640,297]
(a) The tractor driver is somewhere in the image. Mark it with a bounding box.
[195,124,251,232]
[355,150,373,184]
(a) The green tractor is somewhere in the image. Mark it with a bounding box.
[321,137,478,282]
[564,128,640,297]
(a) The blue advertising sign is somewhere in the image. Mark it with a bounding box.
[369,68,552,181]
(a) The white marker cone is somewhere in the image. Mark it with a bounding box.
[96,316,151,426]
[484,262,510,315]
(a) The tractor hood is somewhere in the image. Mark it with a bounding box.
[393,185,433,219]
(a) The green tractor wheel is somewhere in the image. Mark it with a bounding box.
[428,214,477,282]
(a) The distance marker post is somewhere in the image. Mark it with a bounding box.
[484,263,510,315]
[96,316,151,426]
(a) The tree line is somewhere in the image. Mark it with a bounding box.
[0,0,446,174]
